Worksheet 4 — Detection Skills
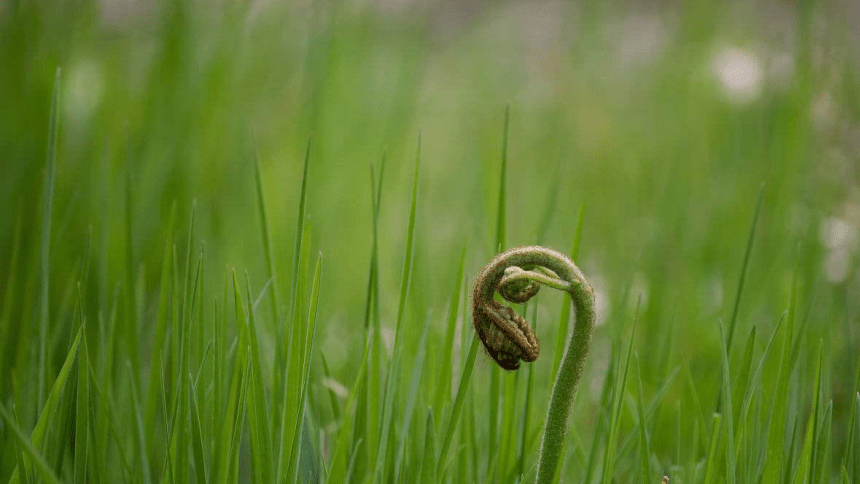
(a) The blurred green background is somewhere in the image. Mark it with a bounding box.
[1,0,859,481]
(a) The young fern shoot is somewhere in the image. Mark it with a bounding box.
[472,245,595,484]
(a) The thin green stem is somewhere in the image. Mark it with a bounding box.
[471,245,595,483]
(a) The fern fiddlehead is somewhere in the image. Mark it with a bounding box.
[472,245,595,483]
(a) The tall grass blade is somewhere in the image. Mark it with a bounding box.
[189,375,207,484]
[0,204,24,382]
[285,254,323,483]
[144,201,177,455]
[394,315,431,475]
[434,244,466,414]
[37,67,61,408]
[634,353,653,484]
[725,185,764,353]
[600,304,638,484]
[239,271,274,484]
[327,333,371,483]
[422,409,437,484]
[790,342,822,484]
[437,333,480,477]
[0,405,61,484]
[762,271,799,483]
[254,152,281,328]
[74,330,90,484]
[719,319,737,484]
[702,414,723,484]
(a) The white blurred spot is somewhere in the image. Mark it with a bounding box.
[322,377,349,399]
[709,276,724,310]
[824,248,852,283]
[380,327,395,356]
[64,59,104,125]
[819,216,858,250]
[710,47,763,103]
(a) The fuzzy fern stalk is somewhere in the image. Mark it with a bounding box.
[472,245,595,483]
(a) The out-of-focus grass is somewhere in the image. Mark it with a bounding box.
[1,0,859,482]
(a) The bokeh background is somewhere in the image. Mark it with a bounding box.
[1,0,859,481]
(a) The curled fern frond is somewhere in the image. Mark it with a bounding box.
[471,245,596,483]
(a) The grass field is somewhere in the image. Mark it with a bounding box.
[1,1,859,483]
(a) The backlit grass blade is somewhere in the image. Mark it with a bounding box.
[600,306,638,484]
[393,315,431,475]
[789,342,822,484]
[254,151,281,329]
[227,354,252,484]
[357,155,386,478]
[489,105,510,459]
[812,400,832,483]
[437,333,480,477]
[762,271,799,483]
[433,244,466,415]
[719,319,736,484]
[0,204,24,381]
[852,394,860,480]
[74,329,90,484]
[126,362,152,484]
[732,326,756,428]
[285,254,323,483]
[634,353,653,484]
[617,367,679,460]
[702,414,723,484]
[327,333,371,483]
[285,138,312,353]
[34,325,83,452]
[239,271,274,484]
[392,135,420,346]
[7,324,81,482]
[581,345,618,484]
[190,374,207,484]
[725,184,763,353]
[144,201,177,455]
[37,67,61,408]
[0,404,61,484]
[422,408,437,484]
[518,304,538,481]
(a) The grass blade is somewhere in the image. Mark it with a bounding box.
[433,244,466,415]
[634,353,653,484]
[37,67,61,408]
[239,271,274,484]
[394,315,431,475]
[74,329,90,484]
[725,184,764,353]
[286,254,323,483]
[0,405,61,484]
[702,414,723,484]
[437,333,480,477]
[327,333,372,483]
[600,305,638,484]
[422,408,437,484]
[762,271,799,483]
[489,105,510,460]
[719,319,736,484]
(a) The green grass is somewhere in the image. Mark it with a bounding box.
[2,0,860,483]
